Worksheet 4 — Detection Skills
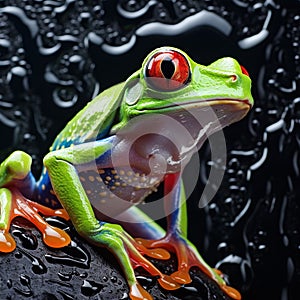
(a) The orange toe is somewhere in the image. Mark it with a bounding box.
[157,274,181,290]
[0,231,16,253]
[221,285,242,300]
[42,226,71,248]
[129,282,153,300]
[54,209,70,220]
[171,269,192,285]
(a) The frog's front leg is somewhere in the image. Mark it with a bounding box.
[0,151,70,252]
[43,140,180,300]
[136,173,242,300]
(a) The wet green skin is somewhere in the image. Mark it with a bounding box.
[0,47,253,300]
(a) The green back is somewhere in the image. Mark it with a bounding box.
[50,82,125,151]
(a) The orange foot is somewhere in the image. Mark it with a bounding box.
[121,230,181,295]
[0,188,70,253]
[136,234,241,300]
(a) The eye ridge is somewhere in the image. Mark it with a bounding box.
[160,58,175,79]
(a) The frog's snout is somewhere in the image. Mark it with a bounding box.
[208,57,250,78]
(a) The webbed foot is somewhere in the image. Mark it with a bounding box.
[0,188,71,252]
[0,151,71,252]
[136,234,241,300]
[89,223,181,300]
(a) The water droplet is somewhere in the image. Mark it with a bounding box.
[110,275,118,283]
[58,271,73,281]
[79,272,88,278]
[7,279,12,288]
[136,275,156,289]
[13,228,38,250]
[20,274,31,286]
[81,279,104,296]
[44,240,90,269]
[17,248,47,274]
[14,273,33,297]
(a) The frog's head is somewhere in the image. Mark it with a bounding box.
[111,47,253,170]
[112,46,253,130]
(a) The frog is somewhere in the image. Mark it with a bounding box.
[0,47,253,300]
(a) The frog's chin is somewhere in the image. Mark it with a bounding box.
[159,98,251,171]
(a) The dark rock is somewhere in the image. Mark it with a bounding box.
[0,218,232,300]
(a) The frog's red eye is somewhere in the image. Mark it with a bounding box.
[144,50,191,91]
[240,65,249,77]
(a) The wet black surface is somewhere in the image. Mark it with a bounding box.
[0,1,299,300]
[1,218,231,300]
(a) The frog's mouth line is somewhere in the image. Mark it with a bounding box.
[140,98,252,132]
[144,98,252,113]
[179,98,252,128]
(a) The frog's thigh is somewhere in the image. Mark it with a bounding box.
[109,206,165,240]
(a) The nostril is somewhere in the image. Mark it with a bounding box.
[240,65,249,76]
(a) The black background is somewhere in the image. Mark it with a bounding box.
[0,1,299,299]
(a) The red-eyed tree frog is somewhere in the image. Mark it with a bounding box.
[0,47,253,300]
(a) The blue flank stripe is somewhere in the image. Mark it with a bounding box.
[35,135,116,209]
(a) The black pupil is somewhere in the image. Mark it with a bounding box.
[161,58,175,79]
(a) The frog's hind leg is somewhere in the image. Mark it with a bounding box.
[0,151,70,252]
[105,205,166,241]
[133,173,241,300]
